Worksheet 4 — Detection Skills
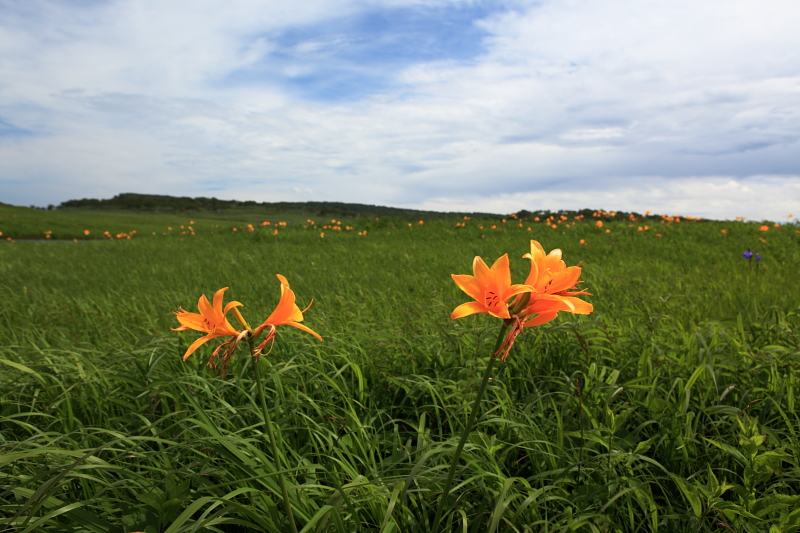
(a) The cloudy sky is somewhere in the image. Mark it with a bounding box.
[1,0,799,220]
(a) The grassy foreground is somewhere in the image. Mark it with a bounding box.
[1,210,800,532]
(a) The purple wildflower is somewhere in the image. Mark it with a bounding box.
[742,249,753,259]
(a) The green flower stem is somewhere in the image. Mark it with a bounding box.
[249,336,298,533]
[431,323,509,532]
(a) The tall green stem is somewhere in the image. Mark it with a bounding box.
[249,336,298,533]
[431,323,509,532]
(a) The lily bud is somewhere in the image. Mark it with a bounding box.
[231,307,252,332]
[507,291,532,316]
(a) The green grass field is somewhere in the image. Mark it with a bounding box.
[2,206,800,532]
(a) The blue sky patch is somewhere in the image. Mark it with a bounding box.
[225,3,499,101]
[0,118,34,138]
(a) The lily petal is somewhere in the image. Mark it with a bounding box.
[451,273,484,301]
[212,287,229,315]
[563,297,593,314]
[545,266,582,294]
[451,301,489,320]
[182,333,216,361]
[223,300,244,313]
[282,321,323,341]
[472,255,493,286]
[490,254,512,291]
[544,249,565,273]
[524,312,559,328]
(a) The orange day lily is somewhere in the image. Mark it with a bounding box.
[173,287,243,361]
[451,254,535,321]
[495,240,592,359]
[451,240,592,361]
[252,275,322,355]
[515,240,593,329]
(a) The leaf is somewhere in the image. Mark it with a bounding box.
[707,465,720,495]
[137,492,163,512]
[712,501,762,520]
[634,436,657,455]
[670,474,703,518]
[0,358,45,384]
[703,437,747,467]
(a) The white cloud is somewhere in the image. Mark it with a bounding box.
[411,176,800,221]
[1,0,799,219]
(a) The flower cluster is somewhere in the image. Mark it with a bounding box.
[742,249,762,262]
[451,240,593,360]
[173,275,321,375]
[174,239,593,371]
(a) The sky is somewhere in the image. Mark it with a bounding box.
[1,0,799,220]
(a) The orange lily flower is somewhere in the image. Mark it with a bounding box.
[173,287,243,361]
[252,275,322,354]
[451,254,535,321]
[514,240,593,329]
[489,241,592,360]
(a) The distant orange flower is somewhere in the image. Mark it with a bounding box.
[656,234,662,237]
[273,229,279,235]
[595,221,603,228]
[84,230,90,235]
[605,229,611,233]
[759,237,766,243]
[720,229,728,235]
[580,239,587,245]
[173,288,243,361]
[759,225,769,232]
[419,220,424,225]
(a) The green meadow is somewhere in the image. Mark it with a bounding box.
[2,204,800,532]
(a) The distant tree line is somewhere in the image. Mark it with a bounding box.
[59,193,243,212]
[56,193,657,222]
[57,193,498,219]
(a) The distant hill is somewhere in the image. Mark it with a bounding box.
[57,192,518,219]
[57,192,649,221]
[57,193,496,219]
